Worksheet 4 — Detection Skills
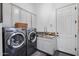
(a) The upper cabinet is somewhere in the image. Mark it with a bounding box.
[11,5,21,27]
[32,15,36,28]
[26,12,32,29]
[21,10,37,29]
[36,16,45,32]
[3,4,12,27]
[21,10,27,23]
[36,4,56,32]
[3,3,37,28]
[37,16,55,32]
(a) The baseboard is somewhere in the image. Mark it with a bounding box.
[56,50,75,56]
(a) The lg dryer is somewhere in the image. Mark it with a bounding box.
[27,28,37,56]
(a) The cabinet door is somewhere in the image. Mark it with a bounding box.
[37,25,44,32]
[32,15,36,28]
[37,37,57,55]
[37,18,45,32]
[3,4,12,27]
[11,5,21,27]
[21,10,27,23]
[26,12,32,29]
[47,23,53,32]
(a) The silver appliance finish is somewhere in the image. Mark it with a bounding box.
[27,28,37,55]
[3,27,27,56]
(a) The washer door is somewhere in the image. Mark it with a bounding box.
[28,31,36,43]
[7,32,26,48]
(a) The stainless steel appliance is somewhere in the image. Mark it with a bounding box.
[2,27,27,56]
[27,28,37,56]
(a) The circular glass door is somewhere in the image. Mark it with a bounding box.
[28,31,36,43]
[7,32,26,48]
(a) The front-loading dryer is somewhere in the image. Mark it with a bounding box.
[27,28,37,56]
[2,27,27,56]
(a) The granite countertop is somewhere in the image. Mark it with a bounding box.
[37,32,58,39]
[37,34,58,39]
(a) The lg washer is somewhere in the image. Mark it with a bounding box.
[2,27,27,56]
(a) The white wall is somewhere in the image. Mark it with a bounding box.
[36,3,71,32]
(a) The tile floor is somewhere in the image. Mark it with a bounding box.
[31,50,73,56]
[31,51,47,56]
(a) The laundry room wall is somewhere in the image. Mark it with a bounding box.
[36,3,71,32]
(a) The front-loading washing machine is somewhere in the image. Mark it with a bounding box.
[27,28,37,56]
[2,27,27,56]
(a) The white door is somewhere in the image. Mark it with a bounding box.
[57,4,77,55]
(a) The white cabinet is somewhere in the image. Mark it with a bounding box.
[26,12,32,29]
[20,10,32,29]
[3,4,21,27]
[11,5,21,27]
[37,17,54,32]
[11,5,33,28]
[3,3,36,29]
[3,4,12,27]
[46,19,54,32]
[32,15,36,28]
[21,10,36,29]
[37,19,45,32]
[37,37,57,55]
[37,25,44,32]
[20,10,27,23]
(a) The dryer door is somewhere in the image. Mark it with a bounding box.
[28,31,36,43]
[7,32,26,48]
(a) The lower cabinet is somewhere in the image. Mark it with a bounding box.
[37,37,57,55]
